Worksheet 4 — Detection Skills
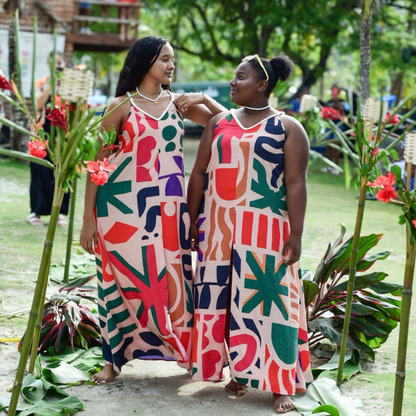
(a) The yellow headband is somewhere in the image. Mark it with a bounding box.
[242,54,269,82]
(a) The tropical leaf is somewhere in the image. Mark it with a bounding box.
[42,361,90,385]
[292,377,365,416]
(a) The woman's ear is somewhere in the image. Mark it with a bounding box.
[257,80,268,92]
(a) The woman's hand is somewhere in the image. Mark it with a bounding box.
[190,222,199,251]
[80,219,98,255]
[282,233,302,265]
[175,93,204,114]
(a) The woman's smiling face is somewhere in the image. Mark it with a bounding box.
[229,61,262,106]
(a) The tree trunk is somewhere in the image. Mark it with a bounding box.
[360,2,372,109]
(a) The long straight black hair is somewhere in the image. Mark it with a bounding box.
[115,36,171,97]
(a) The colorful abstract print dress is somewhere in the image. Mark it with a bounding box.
[95,93,193,374]
[192,110,312,395]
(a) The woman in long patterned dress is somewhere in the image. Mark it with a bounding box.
[187,54,313,413]
[80,37,225,384]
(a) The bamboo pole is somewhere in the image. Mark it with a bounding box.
[393,229,415,416]
[336,173,368,386]
[63,177,78,283]
[7,184,64,416]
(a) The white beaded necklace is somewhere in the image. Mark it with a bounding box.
[136,86,163,104]
[243,103,271,111]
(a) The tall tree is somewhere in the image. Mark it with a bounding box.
[148,0,361,89]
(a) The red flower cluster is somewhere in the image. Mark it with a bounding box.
[28,139,48,159]
[87,158,117,186]
[385,113,400,125]
[0,74,14,93]
[103,144,119,152]
[366,172,397,203]
[46,107,69,133]
[321,106,342,121]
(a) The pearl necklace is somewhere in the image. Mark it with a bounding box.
[243,103,271,111]
[136,87,163,104]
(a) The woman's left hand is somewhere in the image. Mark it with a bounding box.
[175,93,204,115]
[282,234,302,265]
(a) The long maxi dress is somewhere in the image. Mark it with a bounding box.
[191,110,313,394]
[94,91,193,373]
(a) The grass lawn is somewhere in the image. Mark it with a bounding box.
[0,151,415,415]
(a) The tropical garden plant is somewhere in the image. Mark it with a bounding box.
[304,225,402,361]
[18,274,101,355]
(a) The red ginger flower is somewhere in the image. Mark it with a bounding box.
[371,147,379,156]
[367,172,397,203]
[87,157,117,186]
[321,106,342,121]
[28,139,48,159]
[412,220,416,228]
[0,75,14,92]
[46,107,69,133]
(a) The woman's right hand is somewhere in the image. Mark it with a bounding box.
[190,222,199,251]
[80,219,98,255]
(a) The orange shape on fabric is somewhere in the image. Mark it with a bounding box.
[104,221,138,244]
[215,167,238,200]
[268,360,281,393]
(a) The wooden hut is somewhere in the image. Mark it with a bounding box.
[0,0,142,60]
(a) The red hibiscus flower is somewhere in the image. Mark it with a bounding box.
[367,172,395,188]
[87,157,117,186]
[376,185,397,203]
[28,139,48,159]
[321,106,342,121]
[46,107,69,133]
[0,75,14,93]
[385,113,400,125]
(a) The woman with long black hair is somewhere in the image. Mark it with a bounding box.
[80,36,225,384]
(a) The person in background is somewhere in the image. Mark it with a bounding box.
[286,86,310,116]
[27,53,69,226]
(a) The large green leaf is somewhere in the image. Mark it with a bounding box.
[0,148,54,169]
[303,279,320,308]
[313,350,361,382]
[43,361,90,384]
[293,378,365,416]
[332,272,388,291]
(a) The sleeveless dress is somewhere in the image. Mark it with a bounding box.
[94,92,193,373]
[191,110,312,395]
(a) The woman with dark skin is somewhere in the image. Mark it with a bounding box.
[80,37,226,384]
[188,54,312,413]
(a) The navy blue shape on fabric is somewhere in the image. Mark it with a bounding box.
[145,205,161,232]
[234,287,240,308]
[199,285,212,309]
[233,249,241,278]
[217,286,228,309]
[139,331,164,347]
[255,358,261,369]
[137,186,159,216]
[230,313,240,331]
[217,265,229,285]
[265,117,285,136]
[243,318,262,344]
[113,336,133,370]
[230,351,238,361]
